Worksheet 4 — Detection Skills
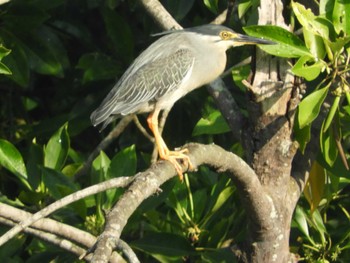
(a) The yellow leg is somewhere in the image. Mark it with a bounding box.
[147,109,193,180]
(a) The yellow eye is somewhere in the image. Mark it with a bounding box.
[220,31,231,40]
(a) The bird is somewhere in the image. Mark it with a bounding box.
[91,24,273,179]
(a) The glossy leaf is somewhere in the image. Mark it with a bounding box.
[0,30,30,86]
[44,123,70,170]
[244,25,311,58]
[0,139,31,190]
[298,86,329,129]
[192,110,230,136]
[0,45,11,74]
[293,206,311,241]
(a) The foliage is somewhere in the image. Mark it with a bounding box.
[246,0,350,261]
[0,0,350,262]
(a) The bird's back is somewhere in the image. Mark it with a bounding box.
[90,32,195,130]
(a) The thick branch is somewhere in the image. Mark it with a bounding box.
[91,143,272,262]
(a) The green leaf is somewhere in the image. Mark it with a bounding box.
[0,139,31,190]
[303,161,325,213]
[303,27,326,60]
[77,53,121,84]
[323,95,340,132]
[44,123,70,170]
[192,110,230,136]
[100,7,134,63]
[298,86,329,129]
[333,0,350,36]
[0,61,12,75]
[108,145,137,178]
[292,1,335,40]
[293,206,310,239]
[26,139,43,190]
[41,167,80,202]
[210,186,234,214]
[203,0,219,13]
[92,151,110,225]
[320,121,338,166]
[131,232,195,257]
[0,30,30,86]
[294,123,311,154]
[243,25,312,58]
[291,56,325,81]
[3,2,50,31]
[0,45,11,60]
[22,25,69,77]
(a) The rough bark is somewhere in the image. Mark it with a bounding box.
[237,0,301,262]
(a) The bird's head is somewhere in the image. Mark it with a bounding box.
[187,24,274,50]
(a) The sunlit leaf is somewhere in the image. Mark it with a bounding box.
[292,1,335,40]
[292,56,325,81]
[0,139,31,190]
[44,123,70,170]
[323,95,340,132]
[244,25,312,58]
[294,206,310,239]
[298,86,329,129]
[303,27,326,60]
[192,110,230,136]
[333,0,350,36]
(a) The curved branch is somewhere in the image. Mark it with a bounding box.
[91,143,272,262]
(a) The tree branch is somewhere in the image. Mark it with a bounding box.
[75,115,134,179]
[0,177,133,246]
[91,143,273,262]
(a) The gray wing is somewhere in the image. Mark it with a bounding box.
[91,48,194,129]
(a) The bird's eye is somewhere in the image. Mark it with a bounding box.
[220,31,230,40]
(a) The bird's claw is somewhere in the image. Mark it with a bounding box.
[162,148,194,180]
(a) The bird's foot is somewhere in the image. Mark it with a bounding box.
[162,149,194,180]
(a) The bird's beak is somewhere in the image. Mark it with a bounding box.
[232,34,275,46]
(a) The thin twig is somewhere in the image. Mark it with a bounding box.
[0,176,133,246]
[75,115,133,179]
[132,115,154,142]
